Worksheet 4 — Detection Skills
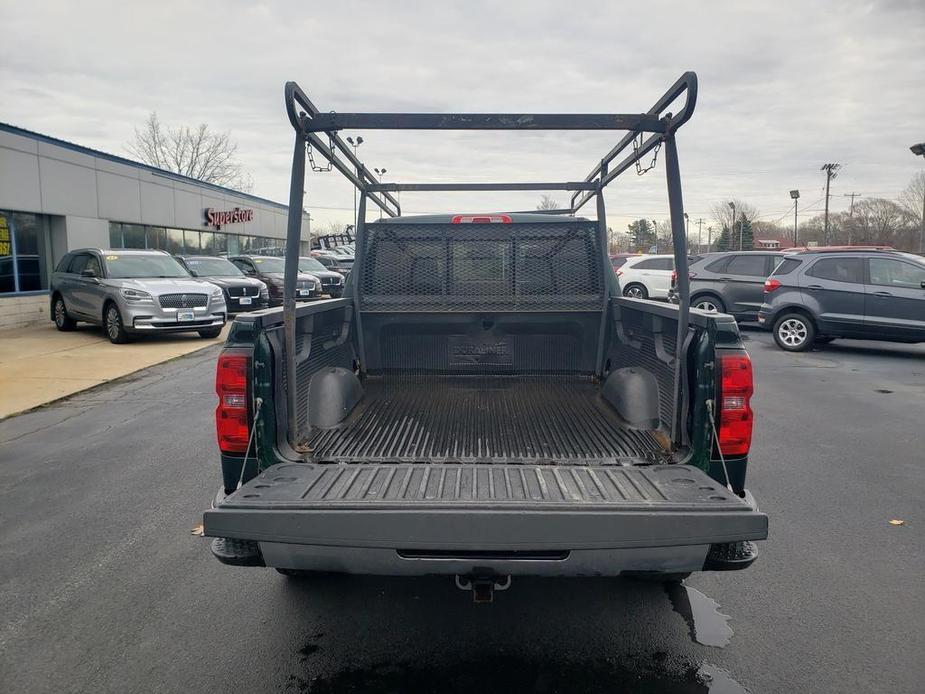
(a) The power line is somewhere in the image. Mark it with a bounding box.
[842,192,862,216]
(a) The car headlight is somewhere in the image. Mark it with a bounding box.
[259,285,269,299]
[120,288,153,302]
[211,286,224,300]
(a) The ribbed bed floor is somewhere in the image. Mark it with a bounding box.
[305,376,664,464]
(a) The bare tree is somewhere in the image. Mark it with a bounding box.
[710,199,759,231]
[536,194,560,211]
[898,171,924,225]
[127,112,253,191]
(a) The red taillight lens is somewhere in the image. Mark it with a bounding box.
[215,351,250,454]
[763,278,781,293]
[671,270,678,284]
[716,351,754,457]
[616,268,623,276]
[451,214,512,224]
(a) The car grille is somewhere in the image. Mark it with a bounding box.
[158,293,208,309]
[228,286,259,297]
[320,277,341,287]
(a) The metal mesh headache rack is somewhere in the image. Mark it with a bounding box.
[279,73,699,451]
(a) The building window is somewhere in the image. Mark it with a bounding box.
[106,221,291,259]
[1,211,50,294]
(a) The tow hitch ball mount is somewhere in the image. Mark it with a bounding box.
[455,574,512,604]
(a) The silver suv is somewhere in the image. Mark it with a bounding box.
[50,248,227,344]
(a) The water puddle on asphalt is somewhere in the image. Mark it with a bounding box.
[665,583,734,648]
[290,640,749,693]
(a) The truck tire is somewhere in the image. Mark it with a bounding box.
[198,327,223,339]
[104,303,132,344]
[53,296,77,331]
[773,312,815,352]
[623,283,648,299]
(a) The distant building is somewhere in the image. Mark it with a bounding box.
[0,122,312,328]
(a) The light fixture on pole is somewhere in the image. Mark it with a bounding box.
[346,136,363,231]
[727,201,735,251]
[683,212,690,249]
[652,219,659,253]
[789,190,800,246]
[374,168,388,219]
[911,143,925,254]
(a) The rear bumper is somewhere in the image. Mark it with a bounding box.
[204,463,767,576]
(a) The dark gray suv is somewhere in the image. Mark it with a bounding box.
[757,248,925,351]
[669,251,785,320]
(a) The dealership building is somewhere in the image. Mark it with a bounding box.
[0,122,312,329]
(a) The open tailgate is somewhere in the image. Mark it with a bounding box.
[204,463,767,550]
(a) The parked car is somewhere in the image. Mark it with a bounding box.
[50,249,226,343]
[297,256,345,297]
[617,254,675,299]
[175,255,269,314]
[610,253,635,271]
[668,251,787,320]
[311,252,353,278]
[758,248,925,351]
[227,255,320,307]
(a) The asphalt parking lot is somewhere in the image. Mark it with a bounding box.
[1,329,922,693]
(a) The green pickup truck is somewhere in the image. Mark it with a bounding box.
[202,73,767,599]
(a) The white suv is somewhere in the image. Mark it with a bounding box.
[617,254,674,299]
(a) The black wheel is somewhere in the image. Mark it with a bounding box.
[104,303,132,344]
[773,312,815,352]
[692,295,725,313]
[198,327,223,339]
[623,283,648,299]
[53,296,77,331]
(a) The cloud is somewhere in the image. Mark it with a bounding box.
[1,0,923,231]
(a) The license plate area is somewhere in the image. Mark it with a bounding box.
[238,297,252,305]
[297,289,310,297]
[177,310,195,321]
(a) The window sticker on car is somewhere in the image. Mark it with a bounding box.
[106,255,119,261]
[255,259,264,263]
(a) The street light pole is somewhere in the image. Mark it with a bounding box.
[727,201,735,252]
[374,168,388,220]
[911,143,925,254]
[707,226,713,252]
[790,190,800,246]
[346,136,363,232]
[684,212,690,251]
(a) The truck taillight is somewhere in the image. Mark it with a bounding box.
[451,214,512,224]
[215,351,250,454]
[716,351,753,457]
[763,278,781,293]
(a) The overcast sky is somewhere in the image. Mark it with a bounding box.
[2,0,923,236]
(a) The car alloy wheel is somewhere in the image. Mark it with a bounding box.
[106,305,126,343]
[777,318,808,348]
[54,300,66,327]
[624,285,646,299]
[695,299,719,312]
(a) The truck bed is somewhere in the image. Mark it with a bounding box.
[305,375,665,465]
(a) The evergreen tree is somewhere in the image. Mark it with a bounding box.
[716,224,732,251]
[627,219,656,252]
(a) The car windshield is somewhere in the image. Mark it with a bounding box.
[299,257,328,272]
[250,257,286,273]
[104,254,190,279]
[183,257,244,277]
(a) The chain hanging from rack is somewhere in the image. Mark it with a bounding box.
[306,126,336,173]
[633,133,662,176]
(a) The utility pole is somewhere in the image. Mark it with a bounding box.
[790,190,800,246]
[707,226,713,253]
[821,163,841,244]
[696,218,703,253]
[843,192,861,217]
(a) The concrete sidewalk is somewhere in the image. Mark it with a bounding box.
[0,322,229,419]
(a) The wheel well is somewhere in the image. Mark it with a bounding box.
[50,291,62,319]
[101,298,117,322]
[623,281,645,289]
[774,306,816,328]
[691,291,724,307]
